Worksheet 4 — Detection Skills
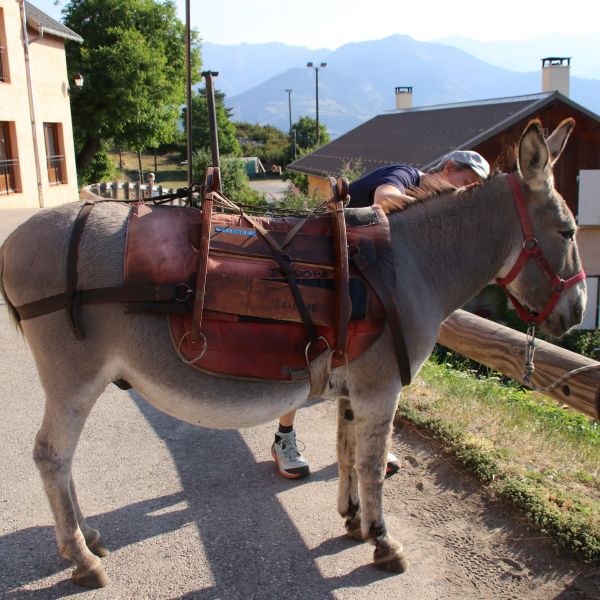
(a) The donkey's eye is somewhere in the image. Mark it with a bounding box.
[560,229,575,241]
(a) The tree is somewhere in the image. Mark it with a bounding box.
[183,89,240,156]
[234,122,290,166]
[293,116,330,151]
[63,0,202,179]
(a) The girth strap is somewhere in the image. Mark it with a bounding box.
[350,248,412,386]
[66,201,95,339]
[15,284,186,321]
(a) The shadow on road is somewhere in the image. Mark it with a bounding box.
[128,391,394,598]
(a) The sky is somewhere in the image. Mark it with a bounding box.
[32,0,600,49]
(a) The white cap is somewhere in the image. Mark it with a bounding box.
[436,150,490,179]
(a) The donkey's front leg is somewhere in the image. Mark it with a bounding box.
[336,396,361,540]
[353,392,408,574]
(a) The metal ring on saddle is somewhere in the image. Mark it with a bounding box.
[304,336,331,365]
[174,283,193,302]
[176,330,207,365]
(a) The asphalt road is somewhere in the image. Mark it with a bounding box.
[1,207,596,599]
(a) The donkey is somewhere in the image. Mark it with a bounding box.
[0,119,586,588]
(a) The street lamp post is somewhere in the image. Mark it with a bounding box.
[284,88,293,133]
[284,88,296,160]
[306,61,326,145]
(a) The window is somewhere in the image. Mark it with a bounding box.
[0,9,8,83]
[0,122,18,194]
[44,123,66,185]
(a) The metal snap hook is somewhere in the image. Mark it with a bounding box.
[175,283,193,302]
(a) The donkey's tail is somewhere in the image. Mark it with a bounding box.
[0,240,22,333]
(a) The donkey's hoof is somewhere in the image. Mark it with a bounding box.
[87,531,110,557]
[345,518,363,541]
[373,541,408,574]
[72,561,109,588]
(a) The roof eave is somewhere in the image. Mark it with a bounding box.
[33,24,84,44]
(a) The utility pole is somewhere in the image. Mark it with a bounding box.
[185,0,192,186]
[306,62,326,145]
[284,88,292,133]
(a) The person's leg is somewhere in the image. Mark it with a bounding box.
[271,410,310,479]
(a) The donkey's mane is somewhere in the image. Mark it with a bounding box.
[381,173,478,215]
[380,161,510,216]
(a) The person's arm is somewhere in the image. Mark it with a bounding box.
[373,183,413,208]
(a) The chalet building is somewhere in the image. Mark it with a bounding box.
[0,1,82,209]
[288,58,600,329]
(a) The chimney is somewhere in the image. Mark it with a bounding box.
[395,86,413,110]
[541,57,570,96]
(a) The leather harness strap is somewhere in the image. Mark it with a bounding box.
[241,210,319,344]
[190,168,218,341]
[327,177,351,359]
[16,284,185,321]
[67,201,95,339]
[350,248,412,386]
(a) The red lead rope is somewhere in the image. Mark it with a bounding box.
[495,173,586,325]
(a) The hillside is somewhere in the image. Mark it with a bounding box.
[217,35,600,138]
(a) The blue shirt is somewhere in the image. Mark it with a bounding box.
[347,164,421,208]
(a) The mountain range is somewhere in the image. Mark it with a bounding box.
[202,34,600,139]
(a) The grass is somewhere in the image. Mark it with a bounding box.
[400,358,600,560]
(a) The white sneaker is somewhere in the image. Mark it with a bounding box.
[271,430,310,479]
[386,452,401,479]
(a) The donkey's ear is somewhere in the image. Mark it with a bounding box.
[546,118,575,165]
[518,119,550,191]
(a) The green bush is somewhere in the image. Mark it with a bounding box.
[192,148,267,208]
[79,145,116,186]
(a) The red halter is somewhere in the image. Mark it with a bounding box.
[495,173,586,325]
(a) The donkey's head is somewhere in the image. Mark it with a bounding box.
[496,118,587,337]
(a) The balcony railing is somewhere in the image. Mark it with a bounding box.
[47,154,66,184]
[0,158,18,194]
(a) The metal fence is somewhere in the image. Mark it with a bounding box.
[84,181,182,204]
[47,154,66,185]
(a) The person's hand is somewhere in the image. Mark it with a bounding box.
[373,184,413,209]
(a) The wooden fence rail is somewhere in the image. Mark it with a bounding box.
[438,309,600,420]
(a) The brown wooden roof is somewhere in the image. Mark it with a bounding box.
[288,92,600,177]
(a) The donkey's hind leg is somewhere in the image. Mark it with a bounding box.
[33,383,109,588]
[336,396,361,540]
[353,387,408,574]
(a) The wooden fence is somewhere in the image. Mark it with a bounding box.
[80,181,185,204]
[439,310,600,420]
